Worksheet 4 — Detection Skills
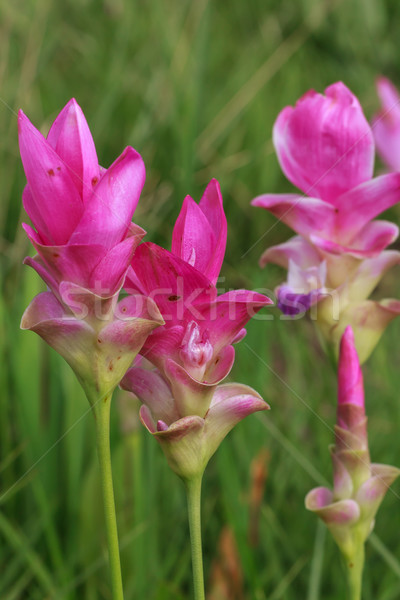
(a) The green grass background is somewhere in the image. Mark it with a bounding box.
[1,0,400,598]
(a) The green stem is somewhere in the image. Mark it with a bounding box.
[345,543,364,600]
[94,394,124,600]
[185,475,205,600]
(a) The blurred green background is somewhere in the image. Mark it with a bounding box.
[1,0,400,598]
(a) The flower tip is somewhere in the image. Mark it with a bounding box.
[338,326,364,409]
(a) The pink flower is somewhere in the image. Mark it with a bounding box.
[121,363,269,481]
[252,82,400,258]
[251,83,400,360]
[306,327,400,558]
[19,100,164,403]
[125,181,272,417]
[372,77,400,172]
[19,99,146,298]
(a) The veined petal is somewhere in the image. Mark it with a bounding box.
[46,98,100,203]
[274,82,374,203]
[70,146,145,248]
[19,111,83,245]
[251,194,336,239]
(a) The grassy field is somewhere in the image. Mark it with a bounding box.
[1,0,400,598]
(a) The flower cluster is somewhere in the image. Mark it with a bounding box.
[20,102,271,474]
[252,82,400,363]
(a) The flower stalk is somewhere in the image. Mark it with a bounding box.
[94,393,124,600]
[185,475,205,600]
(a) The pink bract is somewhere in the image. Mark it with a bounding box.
[19,99,146,297]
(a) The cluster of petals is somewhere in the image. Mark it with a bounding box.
[305,327,399,558]
[122,180,272,478]
[19,100,164,403]
[252,82,400,361]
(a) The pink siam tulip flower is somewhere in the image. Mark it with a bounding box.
[19,99,164,403]
[372,77,400,172]
[126,241,271,417]
[121,363,269,481]
[306,327,400,596]
[123,180,272,477]
[252,82,400,258]
[251,82,400,361]
[19,99,146,299]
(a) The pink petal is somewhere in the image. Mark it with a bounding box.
[199,179,227,282]
[334,173,400,241]
[203,383,269,455]
[90,223,146,295]
[203,344,235,384]
[171,195,216,273]
[162,358,215,418]
[21,291,97,374]
[46,98,100,203]
[355,464,400,520]
[251,194,336,239]
[70,146,145,248]
[311,219,399,258]
[259,235,321,269]
[129,243,217,326]
[23,226,107,290]
[305,489,360,525]
[337,326,365,410]
[19,111,83,245]
[121,366,179,425]
[23,254,61,299]
[372,77,400,172]
[274,82,374,203]
[196,289,272,354]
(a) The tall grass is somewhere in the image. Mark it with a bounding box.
[1,0,400,598]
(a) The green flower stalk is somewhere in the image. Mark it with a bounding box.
[305,326,400,600]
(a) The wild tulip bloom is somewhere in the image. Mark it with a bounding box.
[19,99,163,403]
[306,327,400,600]
[125,180,272,421]
[252,82,400,361]
[372,77,400,172]
[123,181,271,600]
